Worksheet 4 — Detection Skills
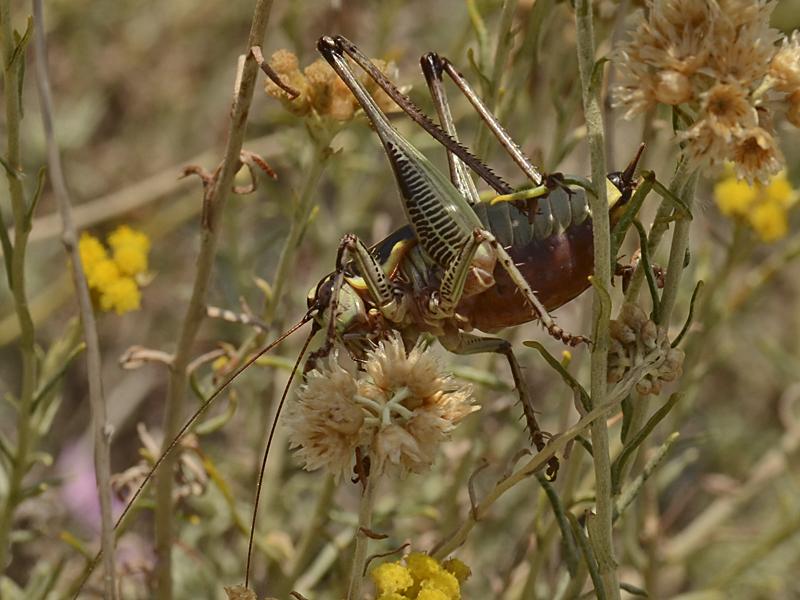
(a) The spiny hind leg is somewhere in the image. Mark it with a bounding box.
[472,228,590,347]
[441,331,559,479]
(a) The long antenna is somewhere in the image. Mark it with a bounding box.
[71,312,313,599]
[245,325,317,586]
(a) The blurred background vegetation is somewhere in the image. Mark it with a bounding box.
[2,0,800,598]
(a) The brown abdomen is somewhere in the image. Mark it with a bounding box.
[456,218,595,333]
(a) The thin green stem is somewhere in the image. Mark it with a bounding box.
[153,1,277,597]
[0,1,39,574]
[347,475,378,600]
[31,1,116,595]
[263,134,333,327]
[574,0,619,597]
[658,174,698,325]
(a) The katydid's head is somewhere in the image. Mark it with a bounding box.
[606,143,645,210]
[307,275,368,336]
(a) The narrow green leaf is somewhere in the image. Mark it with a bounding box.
[24,167,47,230]
[202,455,249,533]
[610,171,655,262]
[31,342,85,416]
[195,395,238,436]
[672,280,704,347]
[632,220,661,323]
[59,531,94,559]
[589,56,610,98]
[524,340,591,412]
[568,513,607,600]
[0,430,14,468]
[652,176,693,220]
[620,582,649,597]
[8,17,33,69]
[537,473,580,576]
[611,394,682,494]
[0,211,14,287]
[614,432,680,521]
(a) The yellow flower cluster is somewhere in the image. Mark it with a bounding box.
[78,225,150,314]
[371,553,471,600]
[714,171,798,242]
[264,49,399,121]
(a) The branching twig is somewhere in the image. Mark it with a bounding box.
[0,0,41,574]
[154,1,279,597]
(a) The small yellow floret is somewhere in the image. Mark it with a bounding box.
[406,553,442,583]
[420,570,460,599]
[108,225,150,254]
[750,201,788,243]
[442,558,471,583]
[714,177,757,217]
[416,589,449,600]
[375,594,409,600]
[113,244,148,276]
[86,259,120,290]
[372,562,414,595]
[99,277,141,314]
[78,233,108,270]
[714,170,797,243]
[764,172,795,207]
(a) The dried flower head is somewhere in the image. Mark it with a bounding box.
[111,424,208,504]
[769,31,800,93]
[371,552,470,600]
[264,49,399,122]
[285,334,476,480]
[614,1,799,182]
[714,169,798,242]
[607,304,684,396]
[284,354,368,478]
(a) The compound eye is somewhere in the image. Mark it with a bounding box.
[607,171,624,191]
[309,276,334,311]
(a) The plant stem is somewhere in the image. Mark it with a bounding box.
[347,475,378,600]
[0,0,39,574]
[625,156,690,303]
[262,135,332,327]
[30,1,116,596]
[574,0,619,597]
[153,1,277,597]
[657,174,697,325]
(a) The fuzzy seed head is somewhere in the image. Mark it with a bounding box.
[286,334,476,480]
